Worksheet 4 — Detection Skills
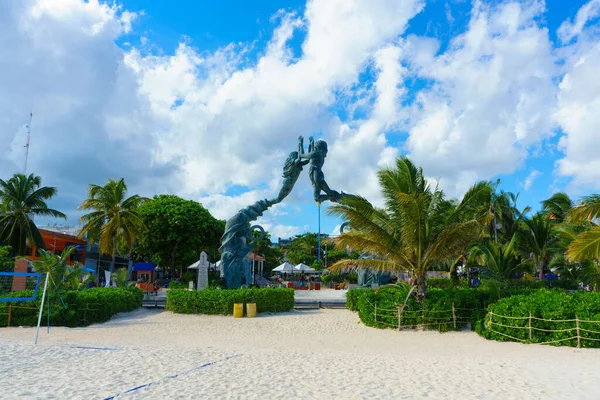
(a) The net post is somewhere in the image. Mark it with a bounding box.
[34,272,50,345]
[7,304,12,327]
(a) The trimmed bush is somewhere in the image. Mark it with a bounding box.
[479,290,600,348]
[0,287,143,327]
[347,287,487,332]
[426,278,455,289]
[346,284,543,333]
[166,288,294,315]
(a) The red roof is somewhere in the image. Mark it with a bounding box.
[248,252,265,261]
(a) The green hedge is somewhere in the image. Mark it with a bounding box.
[479,290,600,348]
[347,285,541,332]
[0,287,143,327]
[166,288,294,315]
[347,287,487,332]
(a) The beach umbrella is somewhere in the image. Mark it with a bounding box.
[273,262,297,273]
[295,263,316,273]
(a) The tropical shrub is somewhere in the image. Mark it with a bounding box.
[426,278,455,289]
[166,288,294,315]
[347,285,544,332]
[480,290,600,348]
[0,287,143,327]
[348,287,487,332]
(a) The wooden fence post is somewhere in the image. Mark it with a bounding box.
[452,303,456,330]
[528,313,533,342]
[397,305,405,331]
[576,315,581,349]
[374,305,377,323]
[7,304,12,327]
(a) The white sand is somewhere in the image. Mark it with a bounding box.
[1,308,599,399]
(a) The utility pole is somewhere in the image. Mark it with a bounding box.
[24,112,33,174]
[317,202,321,262]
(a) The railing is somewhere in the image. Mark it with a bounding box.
[366,299,473,330]
[488,312,600,348]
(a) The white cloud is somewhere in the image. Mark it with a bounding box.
[402,0,557,197]
[2,0,600,238]
[558,0,600,43]
[522,169,542,190]
[555,41,600,189]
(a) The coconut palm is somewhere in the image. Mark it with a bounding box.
[78,178,148,274]
[517,213,557,279]
[566,194,600,263]
[113,267,135,288]
[65,264,96,290]
[0,173,66,256]
[541,192,574,223]
[327,157,491,299]
[490,190,530,243]
[27,246,78,289]
[470,236,529,283]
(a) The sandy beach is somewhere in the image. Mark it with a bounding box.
[1,308,599,399]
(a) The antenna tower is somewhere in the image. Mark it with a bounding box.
[24,112,32,174]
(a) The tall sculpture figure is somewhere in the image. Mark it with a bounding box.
[298,136,342,203]
[219,199,273,288]
[219,135,345,288]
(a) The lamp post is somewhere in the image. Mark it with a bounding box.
[317,202,321,262]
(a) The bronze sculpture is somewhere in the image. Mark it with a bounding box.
[219,136,345,288]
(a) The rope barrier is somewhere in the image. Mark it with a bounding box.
[531,326,577,333]
[535,337,579,346]
[578,327,600,335]
[489,329,526,342]
[490,322,529,330]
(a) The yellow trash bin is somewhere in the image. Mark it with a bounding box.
[233,303,244,318]
[246,303,257,318]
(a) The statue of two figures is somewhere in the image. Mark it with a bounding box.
[219,136,344,288]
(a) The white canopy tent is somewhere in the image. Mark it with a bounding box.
[273,262,297,273]
[295,263,317,273]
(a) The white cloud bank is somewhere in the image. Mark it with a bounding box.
[1,0,599,237]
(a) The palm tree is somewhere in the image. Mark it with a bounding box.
[327,157,491,299]
[541,192,573,223]
[27,246,78,290]
[470,236,529,283]
[491,190,529,243]
[565,194,600,263]
[0,173,66,256]
[517,213,556,279]
[78,178,148,274]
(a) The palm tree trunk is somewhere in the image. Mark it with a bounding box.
[18,227,25,257]
[110,235,117,275]
[413,271,427,301]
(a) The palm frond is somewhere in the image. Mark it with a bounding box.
[566,227,600,262]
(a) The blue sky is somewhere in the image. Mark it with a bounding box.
[1,0,599,242]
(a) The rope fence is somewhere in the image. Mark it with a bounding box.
[367,299,473,331]
[364,298,600,348]
[488,311,600,348]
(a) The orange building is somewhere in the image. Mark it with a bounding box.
[25,228,86,265]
